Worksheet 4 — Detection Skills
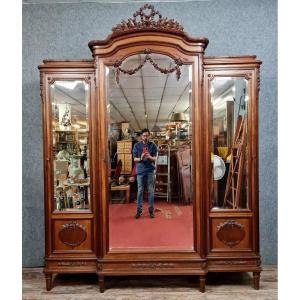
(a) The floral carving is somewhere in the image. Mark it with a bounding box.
[111,4,184,37]
[131,263,175,269]
[114,48,182,84]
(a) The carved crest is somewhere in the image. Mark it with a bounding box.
[216,220,245,247]
[111,4,184,37]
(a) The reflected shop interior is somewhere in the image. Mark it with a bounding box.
[49,55,250,251]
[106,54,193,250]
[51,80,91,212]
[210,77,249,211]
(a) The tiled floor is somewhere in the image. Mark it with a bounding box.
[22,266,277,300]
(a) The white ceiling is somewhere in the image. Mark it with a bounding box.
[107,53,191,131]
[50,60,247,133]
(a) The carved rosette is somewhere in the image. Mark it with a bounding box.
[207,74,215,81]
[216,220,246,247]
[84,76,91,84]
[111,4,184,37]
[58,221,87,248]
[244,72,252,80]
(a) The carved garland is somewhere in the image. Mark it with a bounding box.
[114,48,182,84]
[111,4,184,37]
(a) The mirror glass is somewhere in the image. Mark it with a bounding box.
[210,77,249,210]
[106,53,194,250]
[51,80,90,211]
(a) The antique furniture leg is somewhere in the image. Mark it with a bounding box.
[253,271,260,290]
[199,274,206,293]
[45,273,52,291]
[98,274,105,293]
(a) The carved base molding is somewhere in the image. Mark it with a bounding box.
[97,260,207,275]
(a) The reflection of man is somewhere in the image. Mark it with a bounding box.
[133,128,157,218]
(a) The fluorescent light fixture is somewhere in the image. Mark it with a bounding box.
[55,80,81,90]
[105,67,110,76]
[189,66,192,82]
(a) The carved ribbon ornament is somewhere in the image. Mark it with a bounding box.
[111,3,184,37]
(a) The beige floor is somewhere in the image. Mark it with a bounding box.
[22,266,277,300]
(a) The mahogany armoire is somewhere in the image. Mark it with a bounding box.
[39,4,262,292]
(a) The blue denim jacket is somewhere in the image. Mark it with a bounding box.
[132,141,157,175]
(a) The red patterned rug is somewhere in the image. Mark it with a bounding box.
[109,201,193,250]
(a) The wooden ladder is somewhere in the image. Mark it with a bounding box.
[223,116,246,209]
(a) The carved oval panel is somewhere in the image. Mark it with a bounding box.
[58,222,87,248]
[216,220,245,247]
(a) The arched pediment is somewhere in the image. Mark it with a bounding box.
[88,3,209,56]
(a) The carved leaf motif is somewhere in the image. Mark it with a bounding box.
[216,220,245,247]
[58,222,87,248]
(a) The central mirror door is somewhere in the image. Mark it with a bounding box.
[105,53,194,250]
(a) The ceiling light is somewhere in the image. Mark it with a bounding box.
[55,80,81,90]
[170,112,187,122]
[151,125,161,132]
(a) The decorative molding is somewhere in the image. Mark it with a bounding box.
[257,68,260,92]
[40,73,44,103]
[216,220,246,247]
[57,261,87,266]
[58,221,87,248]
[257,258,262,266]
[113,48,182,84]
[97,262,103,271]
[131,263,175,269]
[111,4,184,38]
[214,260,249,265]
